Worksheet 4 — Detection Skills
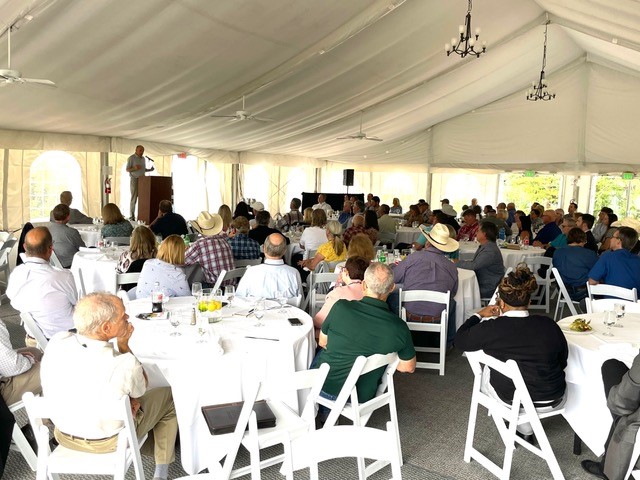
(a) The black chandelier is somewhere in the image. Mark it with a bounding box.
[527,23,555,101]
[445,0,486,58]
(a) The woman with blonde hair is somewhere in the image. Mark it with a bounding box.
[116,226,158,273]
[298,220,346,272]
[301,207,314,226]
[218,204,233,233]
[101,203,134,238]
[136,235,190,298]
[299,208,328,253]
[347,233,375,261]
[390,197,402,214]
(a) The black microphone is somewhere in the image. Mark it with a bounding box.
[145,156,155,163]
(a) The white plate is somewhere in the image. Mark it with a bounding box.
[558,319,594,335]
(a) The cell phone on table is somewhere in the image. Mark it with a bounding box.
[288,318,303,326]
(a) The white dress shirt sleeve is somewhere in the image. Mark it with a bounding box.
[0,321,33,378]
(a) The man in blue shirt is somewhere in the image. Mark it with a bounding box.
[532,209,561,248]
[589,227,640,291]
[553,228,598,301]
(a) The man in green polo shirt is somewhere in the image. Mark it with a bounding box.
[316,263,416,403]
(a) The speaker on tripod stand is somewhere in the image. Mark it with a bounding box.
[343,169,354,194]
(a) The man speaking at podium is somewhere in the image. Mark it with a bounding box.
[126,145,154,220]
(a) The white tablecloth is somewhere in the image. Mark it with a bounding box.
[70,247,126,294]
[559,312,640,456]
[455,268,481,329]
[127,296,315,474]
[458,243,545,271]
[395,227,421,245]
[68,224,102,247]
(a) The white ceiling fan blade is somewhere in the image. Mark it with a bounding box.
[364,136,383,142]
[211,114,240,119]
[22,78,56,86]
[337,135,356,140]
[248,116,274,122]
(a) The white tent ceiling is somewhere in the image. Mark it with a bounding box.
[0,0,639,172]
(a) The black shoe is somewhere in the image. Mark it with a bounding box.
[515,430,537,447]
[581,460,607,479]
[49,437,58,451]
[20,424,38,454]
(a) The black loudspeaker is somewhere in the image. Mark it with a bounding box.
[343,169,354,187]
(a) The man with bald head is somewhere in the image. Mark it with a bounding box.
[6,227,77,342]
[532,209,562,248]
[235,233,302,299]
[49,191,92,224]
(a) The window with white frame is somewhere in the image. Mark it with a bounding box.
[29,151,82,222]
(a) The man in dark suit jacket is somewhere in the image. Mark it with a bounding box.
[577,213,599,253]
[249,210,290,246]
[150,200,188,239]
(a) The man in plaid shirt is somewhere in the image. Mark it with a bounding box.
[228,216,261,260]
[185,212,234,286]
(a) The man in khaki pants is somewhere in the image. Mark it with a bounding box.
[41,293,177,480]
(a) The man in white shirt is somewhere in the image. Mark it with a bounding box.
[312,194,332,213]
[236,233,302,299]
[41,293,177,480]
[0,320,41,405]
[7,227,77,342]
[49,203,86,268]
[377,204,397,246]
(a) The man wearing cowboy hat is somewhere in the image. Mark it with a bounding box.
[391,223,459,345]
[185,212,234,287]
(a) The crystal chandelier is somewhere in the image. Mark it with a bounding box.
[527,23,555,101]
[445,0,486,58]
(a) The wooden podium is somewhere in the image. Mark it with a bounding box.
[137,176,173,224]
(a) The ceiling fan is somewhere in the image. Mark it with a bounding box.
[0,26,55,87]
[337,111,383,142]
[210,95,273,122]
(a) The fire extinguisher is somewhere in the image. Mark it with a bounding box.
[104,177,111,194]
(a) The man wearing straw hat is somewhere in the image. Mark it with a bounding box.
[185,212,234,287]
[391,223,459,346]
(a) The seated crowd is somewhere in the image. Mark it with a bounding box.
[3,190,640,480]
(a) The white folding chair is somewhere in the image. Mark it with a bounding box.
[481,267,513,307]
[521,256,554,313]
[20,312,48,351]
[551,267,581,321]
[235,258,262,267]
[307,272,339,317]
[77,268,87,297]
[233,364,330,480]
[398,289,450,375]
[104,236,131,246]
[212,267,247,292]
[0,238,17,301]
[316,353,401,478]
[23,391,147,480]
[586,298,640,314]
[463,350,565,480]
[587,283,638,302]
[9,400,37,470]
[116,272,141,291]
[49,250,63,268]
[286,294,302,308]
[284,422,402,480]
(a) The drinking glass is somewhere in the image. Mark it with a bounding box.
[191,282,202,298]
[254,298,265,327]
[197,317,208,343]
[225,286,235,306]
[276,290,288,314]
[412,221,419,228]
[603,311,616,336]
[169,312,181,336]
[614,303,625,328]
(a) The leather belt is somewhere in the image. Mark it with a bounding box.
[59,431,118,443]
[566,285,587,292]
[533,397,564,409]
[406,312,440,323]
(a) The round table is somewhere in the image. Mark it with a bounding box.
[559,312,640,456]
[458,242,545,271]
[68,224,102,247]
[395,227,421,245]
[455,268,481,329]
[70,246,126,294]
[127,295,315,474]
